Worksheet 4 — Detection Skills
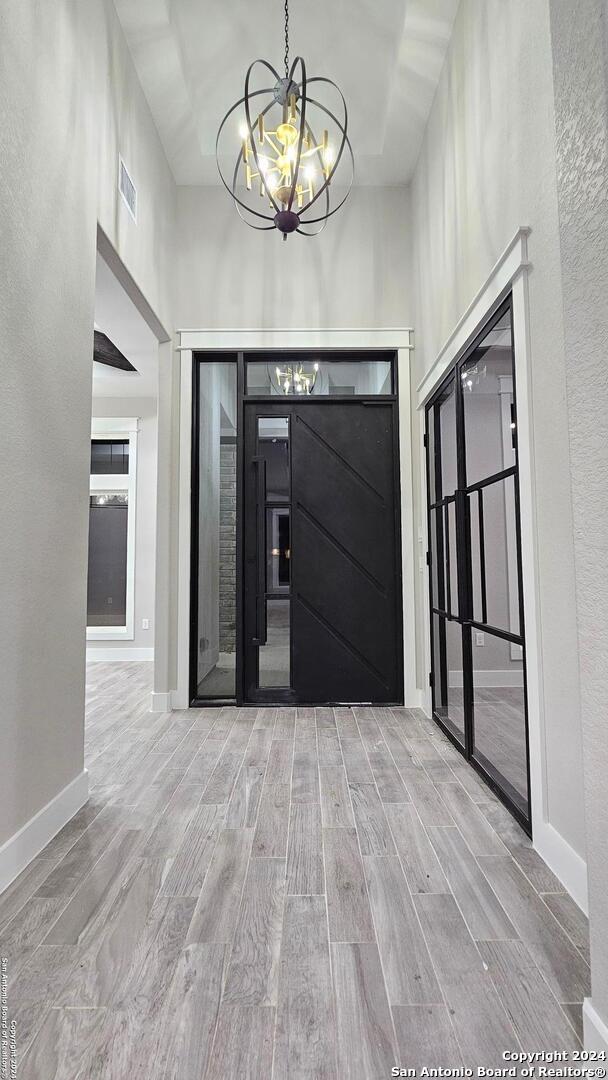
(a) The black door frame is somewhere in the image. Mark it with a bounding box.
[190,349,404,708]
[425,295,532,835]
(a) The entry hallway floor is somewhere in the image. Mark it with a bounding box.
[1,663,590,1078]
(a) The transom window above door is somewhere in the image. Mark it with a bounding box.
[245,352,394,396]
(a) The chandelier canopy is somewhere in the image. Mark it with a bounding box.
[216,0,354,240]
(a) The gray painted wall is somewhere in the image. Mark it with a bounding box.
[175,185,413,329]
[409,0,586,860]
[0,0,175,849]
[549,0,608,1035]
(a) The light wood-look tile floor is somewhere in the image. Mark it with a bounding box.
[1,663,590,1078]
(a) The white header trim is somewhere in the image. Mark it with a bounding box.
[91,416,139,435]
[177,326,413,333]
[178,328,414,352]
[416,228,531,406]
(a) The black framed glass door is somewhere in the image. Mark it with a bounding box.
[426,297,531,832]
[190,350,403,708]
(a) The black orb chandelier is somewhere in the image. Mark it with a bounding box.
[216,0,354,240]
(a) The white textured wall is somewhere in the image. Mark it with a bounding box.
[0,1,96,845]
[175,186,412,329]
[0,0,175,849]
[549,0,608,1034]
[89,397,158,655]
[409,0,586,858]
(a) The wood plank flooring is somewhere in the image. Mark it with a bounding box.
[1,662,590,1079]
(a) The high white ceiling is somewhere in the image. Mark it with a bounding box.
[113,0,459,186]
[93,253,158,398]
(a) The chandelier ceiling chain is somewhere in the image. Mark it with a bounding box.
[284,0,290,78]
[215,0,354,240]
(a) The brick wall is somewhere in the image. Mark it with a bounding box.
[219,442,237,653]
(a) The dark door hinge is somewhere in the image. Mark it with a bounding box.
[510,403,518,451]
[429,671,433,687]
[423,432,429,449]
[426,550,431,567]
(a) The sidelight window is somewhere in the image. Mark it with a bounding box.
[192,359,238,699]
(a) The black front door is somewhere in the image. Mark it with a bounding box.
[244,400,403,704]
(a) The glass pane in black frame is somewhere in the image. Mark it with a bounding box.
[427,406,437,504]
[463,308,516,487]
[430,507,443,611]
[469,475,520,637]
[471,630,528,815]
[91,439,129,475]
[87,500,128,626]
[246,357,392,396]
[259,598,291,687]
[447,500,458,619]
[432,614,465,746]
[257,417,289,501]
[266,507,290,592]
[439,385,457,498]
[195,361,238,699]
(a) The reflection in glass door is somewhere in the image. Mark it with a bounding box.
[255,417,292,690]
[426,297,531,831]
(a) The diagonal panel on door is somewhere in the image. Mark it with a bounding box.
[291,403,401,703]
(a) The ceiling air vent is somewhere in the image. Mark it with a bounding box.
[118,156,137,222]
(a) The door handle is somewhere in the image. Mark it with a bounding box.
[252,456,267,646]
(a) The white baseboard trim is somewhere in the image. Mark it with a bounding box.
[533,820,588,914]
[86,647,154,662]
[449,668,524,688]
[404,688,425,710]
[171,689,189,709]
[0,770,89,896]
[583,999,608,1053]
[150,690,172,713]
